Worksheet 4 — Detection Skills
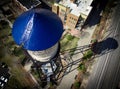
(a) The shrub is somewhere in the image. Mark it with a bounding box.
[91,39,97,44]
[83,49,93,60]
[78,63,86,71]
[74,82,80,88]
[13,47,24,56]
[66,34,74,40]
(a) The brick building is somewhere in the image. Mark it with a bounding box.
[66,13,79,29]
[52,0,93,30]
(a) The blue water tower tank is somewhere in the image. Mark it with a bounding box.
[12,9,63,51]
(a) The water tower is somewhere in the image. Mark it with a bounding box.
[12,9,64,84]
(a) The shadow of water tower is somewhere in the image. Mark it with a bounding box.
[12,8,64,87]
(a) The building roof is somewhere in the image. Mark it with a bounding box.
[12,9,63,51]
[17,0,41,9]
[70,3,80,16]
[77,0,93,16]
[59,0,93,16]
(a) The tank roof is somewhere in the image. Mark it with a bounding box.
[12,9,63,51]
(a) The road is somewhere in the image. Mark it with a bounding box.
[57,24,96,89]
[86,1,120,89]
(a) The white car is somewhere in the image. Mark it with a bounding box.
[0,76,8,82]
[0,76,5,81]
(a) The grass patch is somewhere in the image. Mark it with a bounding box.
[60,33,79,55]
[0,54,35,89]
[66,34,74,40]
[6,76,23,89]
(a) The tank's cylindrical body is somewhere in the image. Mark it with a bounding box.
[27,43,58,62]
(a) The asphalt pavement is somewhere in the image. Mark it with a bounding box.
[86,1,120,89]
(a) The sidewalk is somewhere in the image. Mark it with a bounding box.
[57,25,96,89]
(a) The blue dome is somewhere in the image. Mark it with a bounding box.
[12,9,63,51]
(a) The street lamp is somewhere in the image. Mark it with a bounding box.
[12,8,64,86]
